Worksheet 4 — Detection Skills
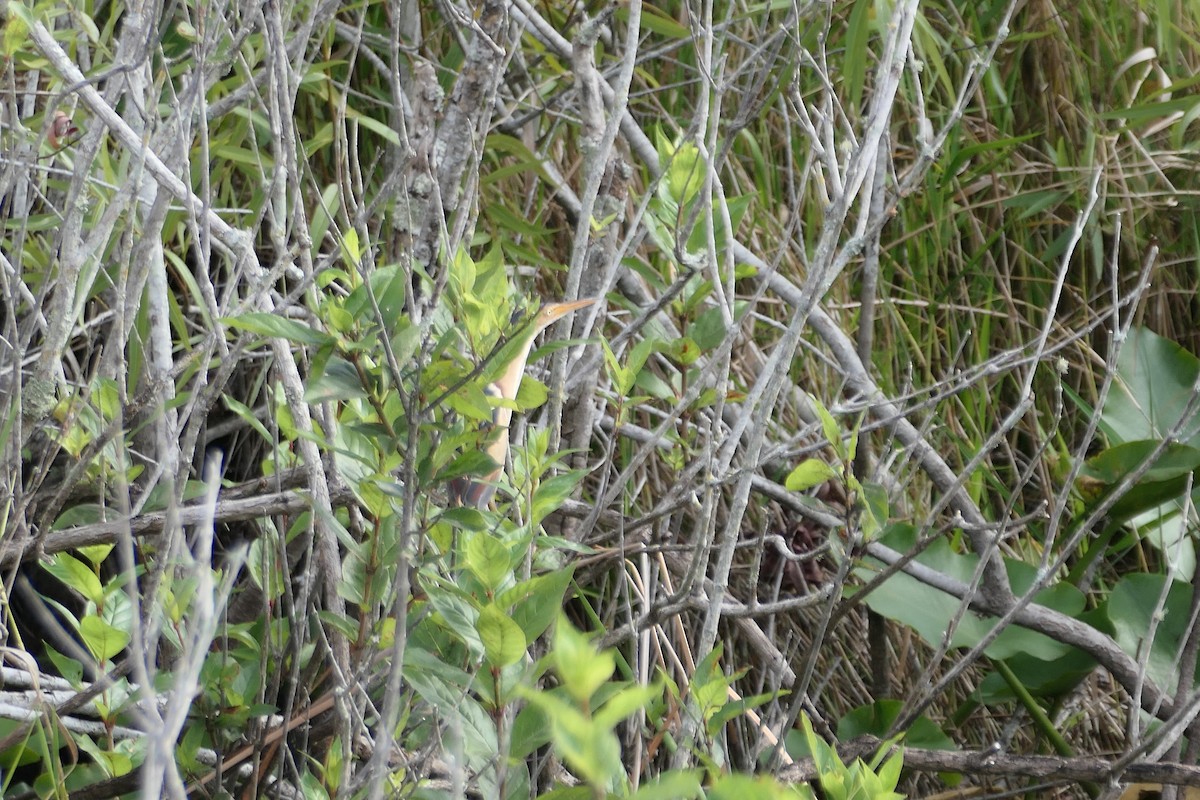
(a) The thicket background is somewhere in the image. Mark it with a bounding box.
[3,0,1200,797]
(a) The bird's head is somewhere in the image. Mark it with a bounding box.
[529,298,595,335]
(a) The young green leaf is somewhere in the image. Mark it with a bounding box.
[477,603,527,668]
[785,459,838,492]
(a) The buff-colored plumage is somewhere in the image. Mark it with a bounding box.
[449,299,594,508]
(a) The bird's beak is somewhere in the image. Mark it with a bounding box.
[543,298,596,321]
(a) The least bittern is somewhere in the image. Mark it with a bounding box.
[449,298,595,508]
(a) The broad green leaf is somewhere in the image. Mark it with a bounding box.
[513,373,550,411]
[465,532,512,591]
[341,228,361,269]
[439,449,499,484]
[477,603,526,668]
[668,336,700,366]
[444,379,496,423]
[594,682,660,730]
[501,567,576,641]
[405,647,499,769]
[338,541,369,606]
[305,356,368,403]
[1107,573,1197,693]
[532,471,586,525]
[44,645,83,687]
[45,553,103,606]
[522,690,620,788]
[706,690,777,735]
[76,544,113,569]
[247,537,285,601]
[75,733,132,778]
[298,771,331,800]
[223,312,332,347]
[837,701,953,751]
[1103,327,1200,447]
[423,577,484,656]
[855,525,1085,661]
[79,616,129,662]
[511,699,552,758]
[691,306,728,351]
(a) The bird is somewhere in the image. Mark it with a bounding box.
[449,298,595,508]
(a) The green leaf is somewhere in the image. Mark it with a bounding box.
[668,336,700,366]
[247,537,285,601]
[855,524,1085,661]
[223,395,274,443]
[423,576,484,656]
[844,0,873,110]
[594,682,661,730]
[691,306,728,351]
[223,312,332,346]
[445,379,497,423]
[477,603,527,668]
[554,617,614,704]
[439,449,500,484]
[665,140,705,207]
[2,3,32,58]
[340,228,361,269]
[838,700,952,751]
[1107,573,1197,693]
[707,773,814,800]
[858,481,889,540]
[628,771,704,800]
[511,699,552,758]
[465,532,513,591]
[299,770,331,800]
[75,733,133,778]
[521,690,621,789]
[1096,94,1200,123]
[79,616,130,662]
[75,544,113,569]
[45,553,103,606]
[43,645,83,687]
[810,395,843,458]
[339,541,368,606]
[305,356,368,403]
[532,470,587,525]
[513,373,549,410]
[1103,327,1200,447]
[601,338,632,395]
[346,109,402,146]
[619,3,689,39]
[501,567,575,641]
[308,183,341,258]
[785,459,837,492]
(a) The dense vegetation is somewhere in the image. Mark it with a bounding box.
[3,0,1200,797]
